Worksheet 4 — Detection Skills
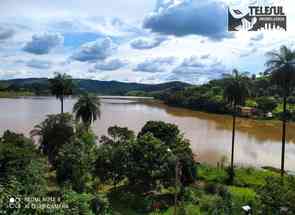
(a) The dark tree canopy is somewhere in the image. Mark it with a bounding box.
[73,93,101,129]
[96,121,196,191]
[31,113,75,166]
[138,121,180,146]
[0,130,48,196]
[49,73,74,99]
[56,131,97,192]
[223,69,250,107]
[266,45,295,96]
[49,72,74,113]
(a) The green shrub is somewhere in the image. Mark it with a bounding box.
[228,186,256,209]
[197,165,227,183]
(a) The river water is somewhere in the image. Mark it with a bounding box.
[0,97,294,171]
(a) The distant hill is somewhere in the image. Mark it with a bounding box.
[0,78,191,96]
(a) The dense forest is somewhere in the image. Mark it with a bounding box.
[155,73,295,121]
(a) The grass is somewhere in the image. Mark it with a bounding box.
[0,91,34,98]
[197,164,228,183]
[198,164,278,188]
[228,186,256,205]
[233,167,277,188]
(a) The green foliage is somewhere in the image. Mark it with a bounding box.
[197,164,228,183]
[96,126,134,185]
[0,78,189,96]
[49,72,74,113]
[266,45,295,96]
[0,131,49,215]
[233,167,277,188]
[31,113,75,166]
[245,99,257,108]
[56,131,97,192]
[199,193,232,215]
[73,93,101,129]
[138,121,180,145]
[0,130,48,195]
[109,187,155,213]
[0,91,35,98]
[257,176,295,214]
[58,189,112,215]
[97,122,195,191]
[256,96,277,113]
[228,186,256,208]
[138,121,196,185]
[126,133,174,191]
[163,85,227,114]
[107,125,135,143]
[49,73,74,100]
[223,69,250,107]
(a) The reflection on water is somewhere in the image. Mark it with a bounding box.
[0,97,294,171]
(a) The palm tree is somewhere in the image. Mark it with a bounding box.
[73,93,101,130]
[49,73,74,114]
[224,69,250,182]
[266,45,295,176]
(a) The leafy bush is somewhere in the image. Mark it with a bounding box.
[228,186,256,210]
[0,130,48,195]
[256,96,277,113]
[197,165,227,183]
[0,131,49,214]
[257,176,295,214]
[57,189,112,215]
[56,131,97,192]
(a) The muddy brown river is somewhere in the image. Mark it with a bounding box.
[0,97,294,171]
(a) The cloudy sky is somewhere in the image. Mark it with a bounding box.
[0,0,294,84]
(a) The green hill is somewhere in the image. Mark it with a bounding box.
[0,78,190,96]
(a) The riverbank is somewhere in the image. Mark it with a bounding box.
[159,98,295,122]
[0,91,35,98]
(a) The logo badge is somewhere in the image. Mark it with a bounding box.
[228,5,286,31]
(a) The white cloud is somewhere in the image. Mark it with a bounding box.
[26,59,52,69]
[144,0,231,40]
[71,37,117,62]
[134,57,175,73]
[130,36,167,49]
[23,32,64,55]
[250,33,264,41]
[94,58,127,71]
[0,26,14,40]
[170,55,228,84]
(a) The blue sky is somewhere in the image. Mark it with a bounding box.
[0,0,294,84]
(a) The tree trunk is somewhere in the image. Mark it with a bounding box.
[230,103,236,182]
[281,96,287,177]
[60,96,64,114]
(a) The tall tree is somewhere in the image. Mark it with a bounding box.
[266,45,295,176]
[223,69,250,182]
[73,93,101,130]
[49,73,74,114]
